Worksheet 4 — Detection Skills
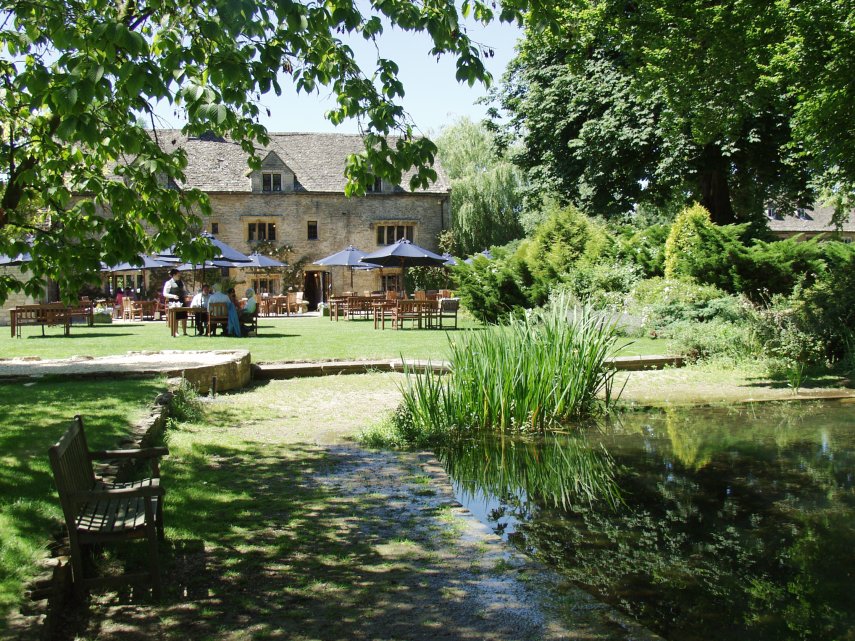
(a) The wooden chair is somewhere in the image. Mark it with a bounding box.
[392,300,422,329]
[413,290,427,301]
[438,297,460,329]
[48,415,168,598]
[207,302,229,336]
[122,297,134,321]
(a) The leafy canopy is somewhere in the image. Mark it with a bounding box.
[491,0,855,226]
[0,0,556,301]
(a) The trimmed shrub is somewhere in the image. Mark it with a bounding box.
[521,201,612,283]
[452,254,530,324]
[664,203,750,292]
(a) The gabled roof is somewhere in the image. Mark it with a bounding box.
[149,130,450,194]
[766,204,855,234]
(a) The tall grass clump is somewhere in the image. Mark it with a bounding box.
[395,292,622,444]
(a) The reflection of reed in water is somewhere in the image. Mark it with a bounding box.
[439,430,622,509]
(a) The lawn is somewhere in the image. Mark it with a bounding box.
[0,316,671,362]
[0,377,166,624]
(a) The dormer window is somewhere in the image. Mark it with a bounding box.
[367,177,383,193]
[262,172,282,193]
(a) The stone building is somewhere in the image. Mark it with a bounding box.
[162,130,451,306]
[766,204,855,242]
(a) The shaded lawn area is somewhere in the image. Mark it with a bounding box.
[0,316,671,361]
[61,375,534,641]
[0,377,166,625]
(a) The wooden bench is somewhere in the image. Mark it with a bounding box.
[11,304,71,338]
[48,415,168,598]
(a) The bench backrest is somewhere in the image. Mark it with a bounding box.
[48,416,96,525]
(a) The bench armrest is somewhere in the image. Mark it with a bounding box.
[70,480,164,504]
[88,446,169,460]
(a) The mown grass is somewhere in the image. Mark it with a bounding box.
[0,315,669,362]
[0,377,165,624]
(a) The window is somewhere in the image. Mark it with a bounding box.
[210,222,219,235]
[367,177,383,193]
[376,224,414,245]
[248,222,277,242]
[307,220,318,240]
[252,278,277,295]
[262,172,282,192]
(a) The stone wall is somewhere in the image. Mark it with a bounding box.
[0,267,41,326]
[206,191,449,297]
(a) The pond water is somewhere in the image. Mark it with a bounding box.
[439,401,855,641]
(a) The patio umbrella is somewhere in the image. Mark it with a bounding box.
[360,239,446,268]
[360,239,446,292]
[105,255,175,272]
[463,249,494,265]
[243,251,287,269]
[156,232,252,284]
[102,255,175,297]
[314,245,382,289]
[155,231,252,264]
[441,252,458,266]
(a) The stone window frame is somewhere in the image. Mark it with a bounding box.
[375,222,415,245]
[248,220,277,242]
[307,220,319,241]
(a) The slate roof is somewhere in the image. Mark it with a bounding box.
[150,130,450,194]
[766,204,855,234]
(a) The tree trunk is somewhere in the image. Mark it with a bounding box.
[697,144,736,225]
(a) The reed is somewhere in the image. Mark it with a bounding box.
[398,292,622,438]
[439,430,622,509]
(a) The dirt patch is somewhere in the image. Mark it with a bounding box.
[617,366,855,406]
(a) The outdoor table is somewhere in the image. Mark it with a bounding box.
[167,306,206,337]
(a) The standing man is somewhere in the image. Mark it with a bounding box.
[163,268,188,336]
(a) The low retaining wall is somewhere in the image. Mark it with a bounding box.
[0,350,252,395]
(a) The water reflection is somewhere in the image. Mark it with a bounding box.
[442,401,855,641]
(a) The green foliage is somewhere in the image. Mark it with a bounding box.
[661,319,759,363]
[435,118,525,255]
[171,378,205,422]
[614,224,669,278]
[452,255,531,324]
[393,293,622,443]
[791,243,855,361]
[0,0,537,303]
[558,262,640,310]
[521,200,611,283]
[664,204,748,290]
[491,1,821,225]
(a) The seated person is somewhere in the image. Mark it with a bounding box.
[240,288,257,335]
[206,284,233,336]
[190,283,211,334]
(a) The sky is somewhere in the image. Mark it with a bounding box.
[154,16,523,137]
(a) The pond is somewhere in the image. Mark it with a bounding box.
[439,400,855,641]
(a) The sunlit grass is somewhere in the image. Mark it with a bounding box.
[0,378,165,623]
[0,315,668,362]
